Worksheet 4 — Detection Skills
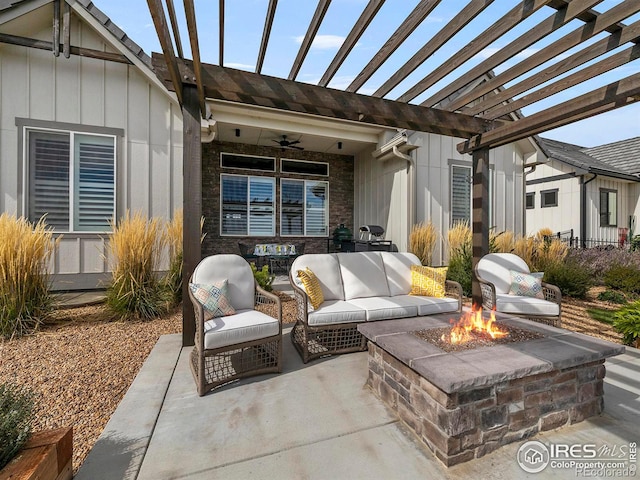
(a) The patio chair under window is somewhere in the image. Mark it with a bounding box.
[188,254,282,396]
[474,252,562,327]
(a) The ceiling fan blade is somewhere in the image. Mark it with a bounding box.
[288,140,301,145]
[289,145,304,150]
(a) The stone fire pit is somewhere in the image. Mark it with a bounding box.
[358,312,625,467]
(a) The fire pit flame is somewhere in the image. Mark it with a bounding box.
[441,306,508,345]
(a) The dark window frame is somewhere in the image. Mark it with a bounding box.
[540,189,558,208]
[526,192,535,209]
[599,188,618,228]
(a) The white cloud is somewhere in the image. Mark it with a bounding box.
[225,62,256,71]
[294,34,345,50]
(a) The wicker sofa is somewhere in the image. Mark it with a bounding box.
[289,251,462,363]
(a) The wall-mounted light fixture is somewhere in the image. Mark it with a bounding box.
[337,141,343,150]
[235,128,241,137]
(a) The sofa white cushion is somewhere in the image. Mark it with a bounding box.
[495,294,560,317]
[395,294,460,316]
[348,296,418,321]
[476,253,531,295]
[308,300,367,326]
[203,309,280,350]
[290,254,344,301]
[338,252,391,300]
[192,254,254,311]
[380,252,421,296]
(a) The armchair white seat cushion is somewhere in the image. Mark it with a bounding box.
[348,296,418,321]
[495,294,560,317]
[308,300,367,326]
[203,309,280,350]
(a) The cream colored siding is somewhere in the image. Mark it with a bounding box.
[354,133,527,265]
[0,10,183,289]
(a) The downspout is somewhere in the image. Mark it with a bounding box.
[391,146,417,247]
[581,173,597,248]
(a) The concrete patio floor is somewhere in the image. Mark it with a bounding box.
[75,325,640,480]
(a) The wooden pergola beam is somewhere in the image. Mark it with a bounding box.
[219,0,225,66]
[373,0,494,99]
[147,0,183,104]
[62,1,70,59]
[0,32,132,64]
[458,72,640,154]
[423,0,601,109]
[256,0,278,74]
[484,44,640,120]
[396,0,554,103]
[445,0,640,112]
[288,0,331,81]
[319,0,384,87]
[184,0,206,117]
[152,54,496,137]
[53,0,60,57]
[346,0,441,93]
[165,0,184,58]
[466,18,640,117]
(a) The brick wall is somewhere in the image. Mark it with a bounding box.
[201,141,355,257]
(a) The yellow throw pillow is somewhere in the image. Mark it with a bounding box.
[409,265,448,298]
[297,267,325,309]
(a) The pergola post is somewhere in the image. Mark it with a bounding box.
[471,147,490,307]
[182,85,202,346]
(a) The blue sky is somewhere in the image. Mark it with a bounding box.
[95,0,640,148]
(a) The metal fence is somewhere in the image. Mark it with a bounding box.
[551,229,634,249]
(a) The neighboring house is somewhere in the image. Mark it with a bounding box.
[526,137,640,247]
[0,0,183,290]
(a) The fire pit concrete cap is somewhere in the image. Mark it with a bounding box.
[358,313,625,394]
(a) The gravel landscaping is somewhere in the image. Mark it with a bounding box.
[0,287,623,474]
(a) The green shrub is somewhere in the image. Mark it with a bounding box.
[0,382,35,470]
[613,300,640,346]
[597,290,628,304]
[251,263,274,292]
[631,235,640,252]
[447,244,472,297]
[106,211,171,320]
[543,260,593,299]
[603,264,640,295]
[0,213,56,339]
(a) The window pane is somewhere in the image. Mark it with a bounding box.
[221,175,248,235]
[282,180,304,235]
[281,159,328,176]
[249,177,274,236]
[526,193,534,209]
[306,181,327,236]
[221,153,275,171]
[74,134,115,231]
[451,166,471,224]
[29,131,70,230]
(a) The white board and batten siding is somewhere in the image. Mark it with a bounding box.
[0,11,183,289]
[354,133,527,266]
[526,159,637,244]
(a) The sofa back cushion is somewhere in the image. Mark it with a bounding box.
[290,254,344,301]
[192,254,254,311]
[476,253,531,294]
[337,252,391,300]
[380,252,421,296]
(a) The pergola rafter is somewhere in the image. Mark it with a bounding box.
[143,0,640,345]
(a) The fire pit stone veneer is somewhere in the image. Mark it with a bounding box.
[358,313,625,467]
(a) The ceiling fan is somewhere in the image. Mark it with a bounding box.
[273,135,304,151]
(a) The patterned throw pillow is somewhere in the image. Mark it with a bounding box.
[297,267,325,309]
[508,270,544,299]
[189,280,236,320]
[409,265,448,298]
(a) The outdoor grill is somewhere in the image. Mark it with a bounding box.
[355,225,392,252]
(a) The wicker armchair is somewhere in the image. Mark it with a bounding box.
[188,254,282,396]
[475,253,562,327]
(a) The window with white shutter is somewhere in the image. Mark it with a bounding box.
[450,164,493,227]
[27,129,115,232]
[281,179,328,237]
[221,174,275,236]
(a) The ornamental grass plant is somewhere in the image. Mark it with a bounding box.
[0,213,56,339]
[409,221,438,266]
[447,220,471,259]
[106,211,171,320]
[0,382,35,470]
[164,209,183,305]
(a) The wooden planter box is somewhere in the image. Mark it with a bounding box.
[1,427,72,480]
